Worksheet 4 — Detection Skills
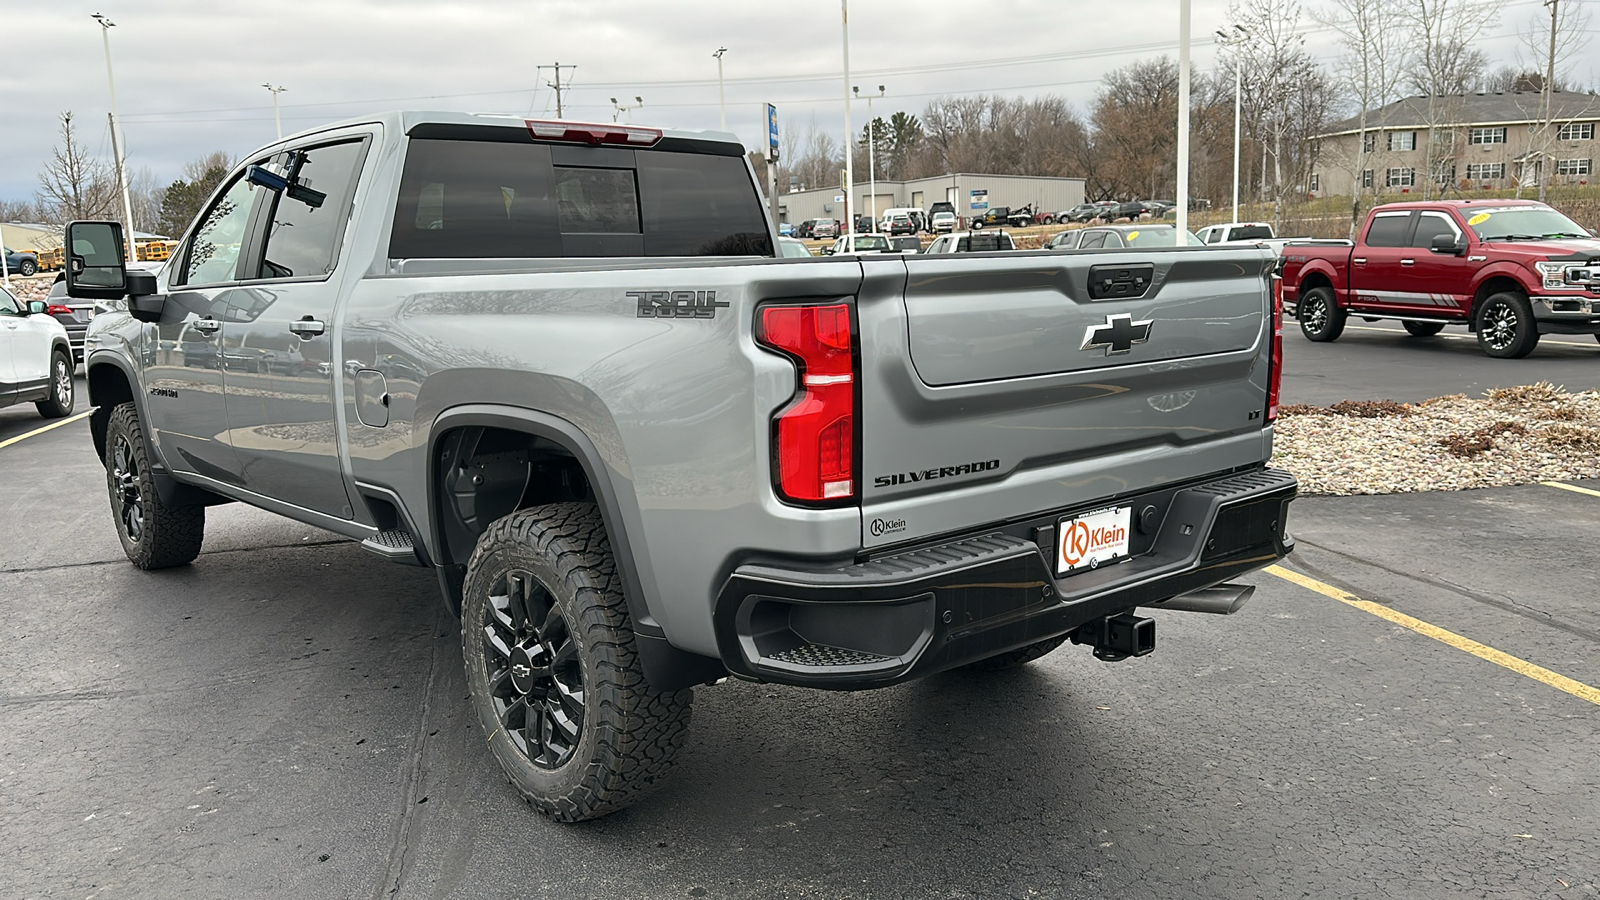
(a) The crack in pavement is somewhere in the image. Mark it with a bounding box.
[1,539,352,575]
[373,604,451,900]
[1291,536,1600,645]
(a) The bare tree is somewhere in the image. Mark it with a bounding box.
[1518,0,1592,200]
[1403,0,1504,199]
[35,111,119,224]
[1228,0,1326,231]
[0,198,42,222]
[1316,0,1410,236]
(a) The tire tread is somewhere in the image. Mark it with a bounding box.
[106,403,204,569]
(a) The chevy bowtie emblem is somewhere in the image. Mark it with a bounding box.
[1080,313,1153,356]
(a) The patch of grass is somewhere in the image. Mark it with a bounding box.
[1277,404,1327,417]
[1418,393,1467,406]
[1541,405,1586,421]
[1539,423,1600,449]
[1486,381,1566,404]
[1440,421,1529,458]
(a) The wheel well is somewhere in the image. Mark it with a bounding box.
[87,363,135,464]
[1472,276,1526,323]
[1298,271,1333,296]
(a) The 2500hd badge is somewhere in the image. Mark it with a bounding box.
[873,458,1001,488]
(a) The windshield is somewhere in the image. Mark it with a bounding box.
[1123,228,1206,247]
[851,235,891,251]
[1465,205,1589,240]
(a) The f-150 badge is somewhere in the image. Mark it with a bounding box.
[630,290,730,319]
[1081,313,1153,356]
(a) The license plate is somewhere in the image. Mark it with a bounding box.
[72,309,92,323]
[1056,505,1132,575]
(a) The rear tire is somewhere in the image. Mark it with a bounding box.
[105,403,205,569]
[1402,321,1445,337]
[18,259,37,276]
[462,503,693,822]
[35,349,74,418]
[1475,292,1539,359]
[961,635,1069,671]
[1297,286,1346,342]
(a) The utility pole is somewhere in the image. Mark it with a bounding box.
[1216,26,1246,224]
[1176,0,1192,243]
[262,83,287,139]
[610,96,643,123]
[713,48,728,131]
[538,63,576,118]
[840,1,854,237]
[853,85,885,227]
[1541,0,1559,202]
[93,12,137,263]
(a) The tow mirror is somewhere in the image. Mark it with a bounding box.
[64,221,162,321]
[1430,233,1467,255]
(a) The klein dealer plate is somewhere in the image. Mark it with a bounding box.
[1056,505,1132,575]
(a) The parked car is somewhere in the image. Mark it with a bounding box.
[0,283,75,418]
[971,205,1036,229]
[43,278,94,363]
[1195,222,1276,244]
[1113,200,1163,221]
[1042,230,1083,250]
[4,246,40,277]
[882,213,916,236]
[929,210,957,233]
[924,230,1019,253]
[778,222,795,237]
[1071,225,1206,249]
[822,233,903,255]
[888,235,924,254]
[812,217,839,239]
[1280,199,1600,358]
[1055,204,1101,224]
[776,236,813,258]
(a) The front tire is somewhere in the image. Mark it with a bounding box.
[462,504,693,822]
[105,403,205,569]
[1297,286,1346,342]
[962,635,1069,671]
[1402,321,1445,337]
[18,258,37,276]
[1475,292,1539,358]
[35,349,74,418]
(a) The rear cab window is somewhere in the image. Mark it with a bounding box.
[389,128,773,259]
[1364,212,1414,247]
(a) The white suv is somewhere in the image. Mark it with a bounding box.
[0,284,75,419]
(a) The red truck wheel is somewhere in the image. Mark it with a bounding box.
[1475,292,1539,359]
[1298,287,1346,342]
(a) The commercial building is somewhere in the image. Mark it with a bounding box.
[1313,92,1600,197]
[778,173,1086,227]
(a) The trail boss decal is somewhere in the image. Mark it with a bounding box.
[630,290,730,319]
[873,458,1000,488]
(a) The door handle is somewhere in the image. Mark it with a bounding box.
[289,317,326,338]
[1352,258,1366,265]
[1401,259,1415,266]
[192,317,221,334]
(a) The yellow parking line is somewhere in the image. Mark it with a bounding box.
[0,410,92,451]
[1541,480,1600,499]
[1264,564,1600,707]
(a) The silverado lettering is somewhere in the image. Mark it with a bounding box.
[874,459,1001,488]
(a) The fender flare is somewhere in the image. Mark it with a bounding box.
[426,404,726,693]
[84,350,229,508]
[1469,263,1537,299]
[1289,259,1340,300]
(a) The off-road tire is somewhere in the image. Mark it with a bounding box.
[961,635,1070,671]
[1475,292,1540,359]
[18,258,37,276]
[35,349,74,418]
[1402,321,1445,337]
[462,503,693,822]
[1297,286,1346,342]
[105,402,205,569]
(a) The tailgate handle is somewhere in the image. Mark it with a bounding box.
[1087,263,1154,300]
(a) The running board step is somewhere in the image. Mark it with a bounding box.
[361,528,425,566]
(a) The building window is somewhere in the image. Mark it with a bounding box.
[1309,173,1320,192]
[1470,126,1507,145]
[1386,167,1416,187]
[1558,123,1594,141]
[1388,131,1416,152]
[1466,163,1506,180]
[1362,133,1376,153]
[1432,162,1456,184]
[1557,158,1592,175]
[1361,169,1374,189]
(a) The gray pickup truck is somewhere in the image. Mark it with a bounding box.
[66,111,1296,822]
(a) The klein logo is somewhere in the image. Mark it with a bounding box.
[872,459,1000,488]
[869,517,907,537]
[629,290,730,319]
[1060,520,1126,568]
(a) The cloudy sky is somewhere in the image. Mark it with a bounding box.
[0,0,1565,207]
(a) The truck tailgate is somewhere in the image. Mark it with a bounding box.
[858,247,1276,550]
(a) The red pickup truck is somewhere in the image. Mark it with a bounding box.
[1280,199,1600,358]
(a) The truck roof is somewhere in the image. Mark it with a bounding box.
[259,110,744,152]
[1370,198,1549,212]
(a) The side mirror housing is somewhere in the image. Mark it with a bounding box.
[1430,233,1467,255]
[27,299,47,315]
[64,220,163,321]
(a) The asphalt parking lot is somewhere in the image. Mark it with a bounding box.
[3,357,1597,898]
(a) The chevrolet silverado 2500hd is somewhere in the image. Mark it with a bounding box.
[66,111,1297,821]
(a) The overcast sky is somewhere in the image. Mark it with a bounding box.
[0,0,1564,207]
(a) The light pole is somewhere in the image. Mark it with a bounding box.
[93,12,137,262]
[1216,25,1247,224]
[262,83,287,139]
[1176,0,1192,243]
[840,2,854,237]
[610,96,644,123]
[853,85,885,228]
[713,47,728,131]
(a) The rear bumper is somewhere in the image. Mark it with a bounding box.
[713,467,1297,689]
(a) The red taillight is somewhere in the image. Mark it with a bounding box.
[524,119,663,146]
[757,303,856,504]
[1267,274,1283,422]
[46,304,73,316]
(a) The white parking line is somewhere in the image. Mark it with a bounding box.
[0,410,93,451]
[1341,324,1597,348]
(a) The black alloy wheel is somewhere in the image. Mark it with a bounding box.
[1475,292,1540,359]
[1402,321,1446,337]
[483,569,586,769]
[35,350,74,418]
[1297,286,1346,342]
[103,403,204,568]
